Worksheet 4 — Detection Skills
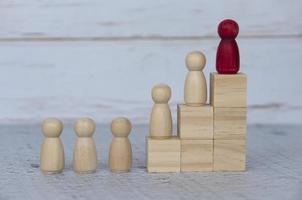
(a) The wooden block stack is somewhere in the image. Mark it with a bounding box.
[177,104,214,172]
[210,73,247,171]
[177,51,214,172]
[146,19,247,172]
[146,62,247,173]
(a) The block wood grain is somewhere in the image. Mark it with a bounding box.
[214,107,247,140]
[210,73,247,108]
[181,140,213,172]
[146,136,180,172]
[177,104,213,140]
[213,139,246,171]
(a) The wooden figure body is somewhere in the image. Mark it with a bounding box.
[149,84,172,139]
[184,51,207,106]
[40,118,65,173]
[216,19,240,74]
[108,117,132,172]
[73,118,97,173]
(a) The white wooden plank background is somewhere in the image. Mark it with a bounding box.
[0,0,301,38]
[0,0,301,124]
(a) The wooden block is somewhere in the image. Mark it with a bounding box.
[214,140,246,171]
[146,136,180,172]
[181,140,213,172]
[177,104,213,139]
[214,107,247,140]
[210,72,247,107]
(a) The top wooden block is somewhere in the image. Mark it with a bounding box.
[210,72,247,107]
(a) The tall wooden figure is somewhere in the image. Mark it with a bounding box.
[73,118,97,173]
[40,118,65,173]
[149,84,172,139]
[108,117,132,172]
[216,19,240,74]
[184,51,207,106]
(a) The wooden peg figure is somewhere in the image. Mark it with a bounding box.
[184,51,207,106]
[73,117,97,173]
[40,118,65,173]
[216,19,240,74]
[149,84,172,139]
[108,117,132,172]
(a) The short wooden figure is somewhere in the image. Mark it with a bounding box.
[177,104,213,139]
[214,139,246,171]
[149,84,172,139]
[214,107,247,140]
[184,51,207,106]
[210,72,247,107]
[181,140,213,172]
[146,137,180,172]
[73,117,97,173]
[108,117,132,172]
[40,118,65,174]
[216,19,240,74]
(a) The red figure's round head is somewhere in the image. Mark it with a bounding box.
[218,19,239,39]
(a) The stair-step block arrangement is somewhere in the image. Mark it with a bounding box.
[146,20,247,173]
[146,73,247,173]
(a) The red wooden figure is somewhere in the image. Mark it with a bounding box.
[216,19,240,74]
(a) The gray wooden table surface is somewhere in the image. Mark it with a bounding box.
[0,124,301,200]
